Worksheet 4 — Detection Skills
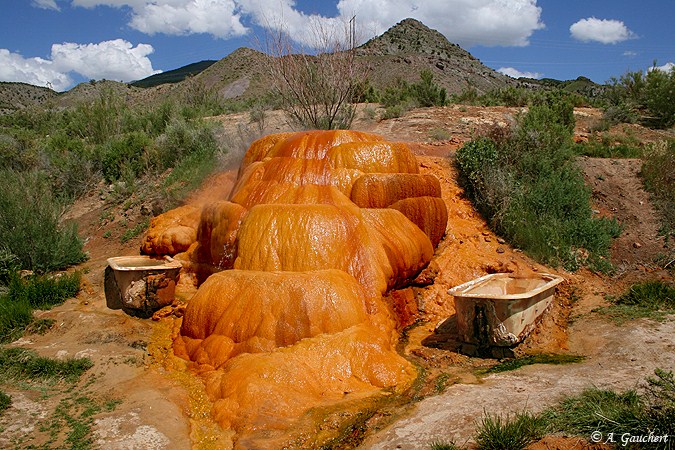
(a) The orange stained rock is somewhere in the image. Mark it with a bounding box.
[176,269,381,369]
[197,321,415,434]
[262,129,385,160]
[230,156,363,199]
[230,182,359,214]
[193,201,247,269]
[361,208,434,289]
[327,141,419,174]
[389,196,449,248]
[152,130,453,442]
[239,131,296,173]
[350,173,442,208]
[233,203,391,299]
[141,204,201,256]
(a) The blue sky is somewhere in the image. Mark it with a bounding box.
[1,0,673,91]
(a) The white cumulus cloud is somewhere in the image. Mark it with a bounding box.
[51,39,161,81]
[0,49,72,91]
[497,67,542,79]
[570,17,636,44]
[334,0,545,47]
[130,0,247,38]
[0,39,160,91]
[32,0,61,10]
[649,62,674,73]
[69,0,545,48]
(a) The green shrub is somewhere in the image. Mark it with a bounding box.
[0,132,40,171]
[481,87,532,107]
[7,271,81,310]
[574,141,642,158]
[616,281,675,308]
[543,388,645,438]
[644,66,675,128]
[411,70,447,107]
[450,86,480,105]
[542,370,675,446]
[0,295,33,343]
[0,347,93,383]
[474,411,547,450]
[456,95,620,271]
[100,131,152,183]
[641,140,675,241]
[63,89,125,144]
[44,132,100,198]
[605,66,675,129]
[599,280,675,323]
[160,145,220,208]
[154,118,218,170]
[0,170,86,273]
[0,249,20,285]
[120,218,150,243]
[0,389,10,412]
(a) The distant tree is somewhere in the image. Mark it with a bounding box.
[411,70,447,107]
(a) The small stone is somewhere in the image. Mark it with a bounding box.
[482,231,490,236]
[484,237,492,242]
[497,237,506,244]
[633,242,642,249]
[496,247,505,254]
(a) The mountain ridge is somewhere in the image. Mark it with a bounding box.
[0,18,603,112]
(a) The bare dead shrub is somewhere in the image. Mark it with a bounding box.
[262,17,369,130]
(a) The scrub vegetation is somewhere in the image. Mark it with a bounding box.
[430,369,675,450]
[456,92,621,271]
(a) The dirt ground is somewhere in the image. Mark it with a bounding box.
[1,105,673,449]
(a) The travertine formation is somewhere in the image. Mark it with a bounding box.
[142,130,448,439]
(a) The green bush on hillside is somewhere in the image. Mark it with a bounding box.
[0,170,86,273]
[606,65,675,129]
[456,93,620,271]
[641,140,675,241]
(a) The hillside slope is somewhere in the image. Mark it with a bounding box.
[357,18,514,94]
[0,82,58,114]
[1,18,536,110]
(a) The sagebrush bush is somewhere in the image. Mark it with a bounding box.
[0,170,86,273]
[641,140,675,241]
[605,66,675,129]
[474,411,547,450]
[412,70,447,107]
[0,271,80,343]
[44,132,100,197]
[0,389,10,412]
[0,295,33,343]
[100,131,153,183]
[7,271,81,310]
[456,95,620,270]
[155,118,218,169]
[0,347,93,382]
[616,281,675,308]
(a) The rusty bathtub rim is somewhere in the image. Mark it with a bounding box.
[106,255,182,271]
[447,272,565,300]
